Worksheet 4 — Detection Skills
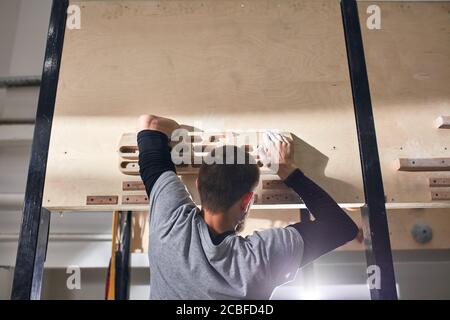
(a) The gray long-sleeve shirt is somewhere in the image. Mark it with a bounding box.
[147,171,304,300]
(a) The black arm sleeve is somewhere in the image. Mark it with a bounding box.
[137,130,176,196]
[284,169,359,267]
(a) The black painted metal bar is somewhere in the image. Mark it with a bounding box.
[340,0,397,300]
[30,209,51,300]
[11,0,68,300]
[115,211,132,300]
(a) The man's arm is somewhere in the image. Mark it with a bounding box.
[138,115,196,227]
[262,132,359,267]
[137,114,180,195]
[284,169,359,267]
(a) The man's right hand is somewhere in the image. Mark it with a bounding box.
[259,131,297,180]
[138,114,180,138]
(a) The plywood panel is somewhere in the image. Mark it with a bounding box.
[359,2,450,205]
[44,0,365,211]
[44,1,450,211]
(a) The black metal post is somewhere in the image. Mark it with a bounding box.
[340,0,397,299]
[115,211,132,300]
[30,209,51,300]
[11,0,68,300]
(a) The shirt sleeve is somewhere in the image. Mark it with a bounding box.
[149,171,196,229]
[137,130,195,228]
[248,227,304,287]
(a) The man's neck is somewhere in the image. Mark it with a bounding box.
[201,209,236,235]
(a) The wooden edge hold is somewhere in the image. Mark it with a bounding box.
[122,194,149,204]
[396,158,450,171]
[87,196,118,205]
[123,181,145,191]
[429,177,450,187]
[431,191,450,201]
[262,179,289,190]
[257,191,302,204]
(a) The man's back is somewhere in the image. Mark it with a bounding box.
[148,172,304,300]
[136,115,358,300]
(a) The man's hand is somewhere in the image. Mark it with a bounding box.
[138,114,180,138]
[259,131,297,180]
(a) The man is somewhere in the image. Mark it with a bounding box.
[137,114,358,300]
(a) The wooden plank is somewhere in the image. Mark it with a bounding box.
[122,181,145,191]
[429,177,450,187]
[435,116,450,129]
[122,195,148,205]
[431,191,450,201]
[86,196,118,205]
[395,158,450,172]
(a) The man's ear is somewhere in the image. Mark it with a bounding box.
[240,192,254,210]
[195,177,199,190]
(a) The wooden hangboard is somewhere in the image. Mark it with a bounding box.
[359,2,450,206]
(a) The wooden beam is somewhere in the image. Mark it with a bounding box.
[435,116,450,129]
[395,158,450,171]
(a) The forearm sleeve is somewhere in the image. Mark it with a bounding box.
[284,169,359,266]
[137,130,176,196]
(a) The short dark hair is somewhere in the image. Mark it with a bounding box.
[198,145,260,212]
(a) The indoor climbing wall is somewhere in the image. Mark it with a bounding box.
[41,0,450,251]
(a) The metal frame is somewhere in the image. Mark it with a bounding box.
[30,209,51,300]
[11,0,69,300]
[341,0,397,299]
[115,211,132,300]
[10,0,397,300]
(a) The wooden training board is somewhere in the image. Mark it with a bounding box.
[359,2,450,206]
[44,0,365,211]
[43,0,450,211]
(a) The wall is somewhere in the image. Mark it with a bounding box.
[0,0,449,300]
